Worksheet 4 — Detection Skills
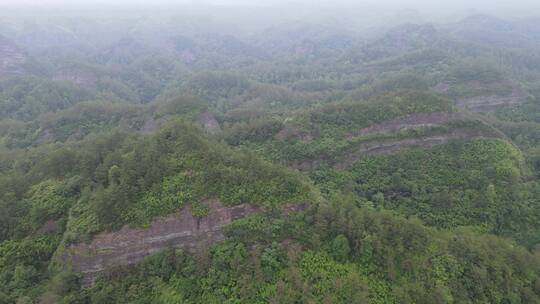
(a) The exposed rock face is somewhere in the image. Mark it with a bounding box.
[275,126,313,142]
[53,67,98,88]
[64,201,262,287]
[138,117,169,134]
[34,128,55,145]
[455,91,528,112]
[291,130,491,171]
[0,36,27,78]
[456,81,528,112]
[287,111,494,171]
[433,80,528,112]
[199,111,221,134]
[37,220,60,235]
[350,112,465,138]
[433,82,450,94]
[334,130,487,170]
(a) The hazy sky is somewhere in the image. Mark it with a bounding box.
[2,0,540,20]
[2,0,539,9]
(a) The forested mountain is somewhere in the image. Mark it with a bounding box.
[0,5,539,304]
[0,35,32,78]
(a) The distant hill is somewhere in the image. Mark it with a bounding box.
[450,14,540,48]
[0,35,27,78]
[0,11,539,303]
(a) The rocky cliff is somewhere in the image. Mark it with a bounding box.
[455,92,528,112]
[288,109,499,171]
[434,81,529,112]
[0,36,27,78]
[63,201,307,287]
[350,112,465,138]
[199,111,221,134]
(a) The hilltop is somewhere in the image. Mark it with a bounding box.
[0,11,539,303]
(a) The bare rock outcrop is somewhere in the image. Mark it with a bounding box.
[34,128,55,145]
[37,220,60,235]
[456,92,528,112]
[63,201,308,287]
[199,111,221,134]
[335,130,486,170]
[288,111,492,171]
[0,36,27,78]
[433,82,450,94]
[433,80,529,112]
[350,112,465,138]
[64,201,258,287]
[138,117,169,134]
[52,67,98,88]
[291,130,490,171]
[456,81,528,112]
[275,126,313,142]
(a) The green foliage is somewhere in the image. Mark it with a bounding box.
[0,236,61,302]
[302,90,455,136]
[191,201,210,218]
[298,251,352,298]
[49,123,318,233]
[241,90,459,163]
[155,95,209,119]
[77,201,540,303]
[25,179,78,230]
[330,234,351,262]
[223,117,284,145]
[1,15,540,303]
[37,101,147,143]
[0,77,94,121]
[184,72,251,102]
[312,138,539,244]
[121,172,194,226]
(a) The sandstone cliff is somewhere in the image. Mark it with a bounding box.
[63,201,308,287]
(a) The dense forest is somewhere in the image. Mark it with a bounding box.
[0,3,540,303]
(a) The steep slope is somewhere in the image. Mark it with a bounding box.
[235,91,498,168]
[0,35,28,78]
[226,90,538,244]
[0,121,319,301]
[75,201,540,304]
[63,201,308,287]
[0,12,539,303]
[433,63,530,112]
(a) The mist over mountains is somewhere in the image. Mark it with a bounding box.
[1,1,540,303]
